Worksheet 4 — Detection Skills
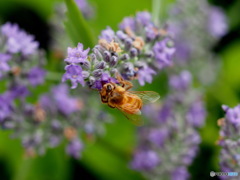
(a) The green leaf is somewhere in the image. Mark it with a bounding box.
[64,0,95,48]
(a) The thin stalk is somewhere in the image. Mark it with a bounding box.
[152,0,161,26]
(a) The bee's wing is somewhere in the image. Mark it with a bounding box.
[127,91,160,105]
[116,104,144,126]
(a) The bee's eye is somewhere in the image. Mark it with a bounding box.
[107,85,112,91]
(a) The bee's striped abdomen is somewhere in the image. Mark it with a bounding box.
[124,95,142,114]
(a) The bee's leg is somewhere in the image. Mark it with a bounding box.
[116,73,124,85]
[115,74,133,90]
[122,81,133,90]
[107,101,115,108]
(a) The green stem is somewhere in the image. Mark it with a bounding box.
[152,0,169,26]
[152,0,161,26]
[13,158,33,180]
[46,71,62,81]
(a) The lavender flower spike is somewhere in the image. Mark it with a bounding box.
[63,11,175,89]
[131,70,205,179]
[218,104,240,174]
[1,22,39,55]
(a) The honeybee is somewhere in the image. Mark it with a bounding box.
[99,75,160,126]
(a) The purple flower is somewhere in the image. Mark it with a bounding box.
[9,84,29,99]
[75,0,93,18]
[153,38,175,68]
[40,95,57,114]
[49,136,61,147]
[158,102,173,123]
[66,138,83,159]
[65,43,90,64]
[121,62,135,80]
[148,128,169,147]
[28,67,46,86]
[0,53,11,78]
[1,22,39,55]
[185,131,201,146]
[186,101,206,128]
[182,146,198,165]
[145,25,158,41]
[99,27,115,42]
[22,133,42,149]
[208,7,228,38]
[119,17,136,31]
[0,93,13,122]
[174,40,191,63]
[223,105,240,126]
[131,150,160,171]
[136,11,151,26]
[75,0,89,10]
[92,73,118,90]
[1,22,20,37]
[137,66,156,86]
[169,71,192,91]
[116,30,128,41]
[62,65,85,89]
[171,166,189,180]
[101,72,118,84]
[52,85,80,115]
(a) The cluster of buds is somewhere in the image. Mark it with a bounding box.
[62,11,175,89]
[0,22,112,158]
[130,71,206,180]
[217,105,240,177]
[19,84,111,157]
[0,22,46,124]
[168,0,228,85]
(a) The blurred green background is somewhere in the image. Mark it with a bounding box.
[0,0,240,179]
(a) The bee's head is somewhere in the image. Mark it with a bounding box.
[104,83,114,93]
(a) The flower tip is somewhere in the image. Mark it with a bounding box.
[222,105,229,111]
[77,43,83,49]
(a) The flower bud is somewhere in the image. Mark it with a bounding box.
[79,60,90,69]
[110,68,118,75]
[116,30,128,41]
[89,76,96,85]
[103,51,111,62]
[95,61,106,69]
[120,54,130,61]
[130,47,138,58]
[92,69,103,78]
[110,56,118,67]
[93,46,103,60]
[124,38,133,50]
[82,71,90,79]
